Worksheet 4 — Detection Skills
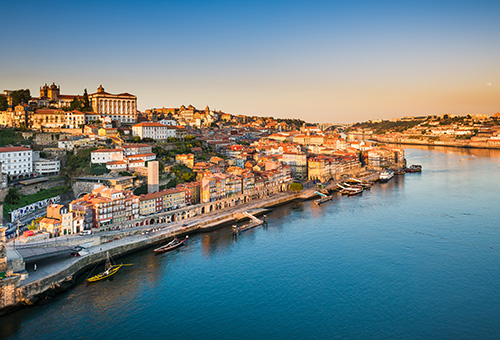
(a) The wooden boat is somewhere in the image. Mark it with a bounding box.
[345,188,363,196]
[87,252,132,283]
[405,164,422,173]
[315,195,333,205]
[154,236,188,253]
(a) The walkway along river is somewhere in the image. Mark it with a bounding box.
[2,146,500,340]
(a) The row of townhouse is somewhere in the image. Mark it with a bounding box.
[39,204,85,236]
[68,186,140,229]
[200,166,292,203]
[366,147,405,168]
[138,181,202,216]
[307,155,363,182]
[139,187,187,215]
[0,106,108,129]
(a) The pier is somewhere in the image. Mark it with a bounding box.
[232,212,268,235]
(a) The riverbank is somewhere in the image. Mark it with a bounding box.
[372,136,500,150]
[0,191,303,316]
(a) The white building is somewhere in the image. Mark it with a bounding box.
[33,158,61,175]
[85,113,102,124]
[122,144,152,156]
[158,119,178,126]
[0,146,33,178]
[132,122,169,140]
[89,85,137,124]
[65,110,86,128]
[91,149,124,164]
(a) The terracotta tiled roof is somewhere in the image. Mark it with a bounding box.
[92,148,122,153]
[0,146,32,153]
[132,122,166,127]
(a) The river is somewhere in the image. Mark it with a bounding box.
[2,146,500,340]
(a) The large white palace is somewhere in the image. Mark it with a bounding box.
[89,85,137,124]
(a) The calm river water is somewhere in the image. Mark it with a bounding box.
[2,146,500,340]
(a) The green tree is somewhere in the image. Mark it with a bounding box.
[289,182,303,191]
[5,188,22,204]
[166,178,178,188]
[69,97,83,111]
[185,135,196,141]
[82,89,91,111]
[0,95,8,110]
[9,89,31,106]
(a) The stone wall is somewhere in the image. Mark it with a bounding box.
[34,133,59,146]
[19,179,66,196]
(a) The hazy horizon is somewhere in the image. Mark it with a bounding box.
[1,0,499,123]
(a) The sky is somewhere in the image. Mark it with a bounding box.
[1,0,499,123]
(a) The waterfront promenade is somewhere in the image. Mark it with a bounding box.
[1,190,302,314]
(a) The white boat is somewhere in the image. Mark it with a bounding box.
[379,170,394,182]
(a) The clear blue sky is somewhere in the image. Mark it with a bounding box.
[1,0,499,123]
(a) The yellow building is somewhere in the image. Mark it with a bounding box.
[175,153,194,169]
[98,127,119,137]
[31,109,66,130]
[163,188,186,211]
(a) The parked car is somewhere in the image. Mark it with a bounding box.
[80,230,92,236]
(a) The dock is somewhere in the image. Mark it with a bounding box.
[232,212,268,235]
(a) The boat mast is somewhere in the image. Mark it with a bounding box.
[105,251,111,270]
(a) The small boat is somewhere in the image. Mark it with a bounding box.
[154,236,188,254]
[337,183,363,196]
[405,164,422,173]
[315,195,333,205]
[87,252,131,283]
[343,188,363,196]
[394,169,406,175]
[345,178,373,189]
[379,170,394,182]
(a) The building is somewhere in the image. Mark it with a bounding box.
[148,161,159,193]
[176,181,201,205]
[89,85,137,124]
[65,110,86,128]
[132,122,169,140]
[91,149,124,164]
[33,158,61,175]
[0,146,33,178]
[139,191,164,215]
[282,152,307,179]
[175,154,194,169]
[98,127,118,138]
[74,186,140,229]
[163,188,186,210]
[30,109,66,130]
[122,144,152,156]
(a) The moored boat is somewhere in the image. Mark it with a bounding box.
[379,170,394,182]
[315,195,333,205]
[154,236,188,254]
[87,252,132,283]
[405,164,422,173]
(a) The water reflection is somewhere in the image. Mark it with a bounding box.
[389,143,500,158]
[200,228,236,258]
